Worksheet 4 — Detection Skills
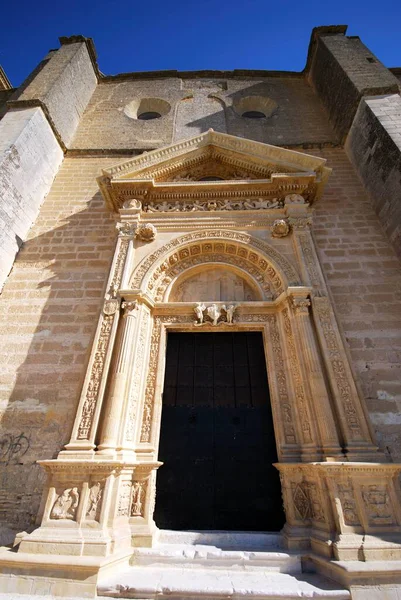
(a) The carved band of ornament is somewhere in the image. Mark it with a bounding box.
[117,481,132,517]
[282,309,313,444]
[140,315,193,443]
[313,298,362,439]
[152,252,279,302]
[267,315,297,445]
[337,479,360,526]
[130,230,299,291]
[77,314,115,440]
[110,238,130,296]
[143,198,284,213]
[297,233,323,289]
[125,311,150,442]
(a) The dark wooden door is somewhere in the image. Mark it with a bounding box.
[154,332,284,531]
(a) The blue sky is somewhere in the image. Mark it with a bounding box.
[2,0,401,87]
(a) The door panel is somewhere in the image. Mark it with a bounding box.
[154,332,285,531]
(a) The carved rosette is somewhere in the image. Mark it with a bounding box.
[271,219,290,238]
[136,223,157,242]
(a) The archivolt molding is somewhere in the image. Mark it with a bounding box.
[129,230,300,301]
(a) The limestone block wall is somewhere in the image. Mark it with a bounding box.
[0,156,117,537]
[0,148,400,538]
[14,39,98,147]
[71,74,337,150]
[345,94,401,257]
[308,28,399,141]
[312,148,401,460]
[0,107,63,291]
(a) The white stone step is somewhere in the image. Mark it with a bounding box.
[132,530,298,573]
[97,567,350,599]
[156,530,282,550]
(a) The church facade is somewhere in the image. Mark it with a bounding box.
[0,25,401,599]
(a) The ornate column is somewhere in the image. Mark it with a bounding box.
[62,222,137,455]
[97,301,139,456]
[289,291,342,459]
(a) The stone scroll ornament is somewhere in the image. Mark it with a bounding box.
[194,303,236,326]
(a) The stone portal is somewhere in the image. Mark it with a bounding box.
[155,331,284,531]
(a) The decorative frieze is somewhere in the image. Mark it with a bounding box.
[194,302,236,326]
[143,198,283,212]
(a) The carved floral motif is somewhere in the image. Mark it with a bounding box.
[143,198,283,212]
[338,480,360,526]
[126,310,150,441]
[117,481,132,517]
[362,485,394,526]
[136,223,157,242]
[271,219,290,238]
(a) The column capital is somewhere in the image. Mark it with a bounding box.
[116,221,137,238]
[122,300,139,317]
[291,296,311,315]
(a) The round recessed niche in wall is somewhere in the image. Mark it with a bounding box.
[124,98,171,120]
[232,95,278,120]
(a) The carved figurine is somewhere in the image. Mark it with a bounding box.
[86,482,102,520]
[131,481,145,517]
[206,303,221,326]
[194,303,206,324]
[50,487,80,520]
[223,304,236,324]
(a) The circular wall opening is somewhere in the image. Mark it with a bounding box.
[242,110,266,119]
[138,111,162,120]
[124,98,171,120]
[232,95,278,119]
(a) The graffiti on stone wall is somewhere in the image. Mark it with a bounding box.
[0,432,30,465]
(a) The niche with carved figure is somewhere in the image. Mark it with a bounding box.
[168,265,261,302]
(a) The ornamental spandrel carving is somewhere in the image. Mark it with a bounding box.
[362,484,394,526]
[50,487,80,521]
[86,481,103,521]
[282,309,312,444]
[103,299,119,316]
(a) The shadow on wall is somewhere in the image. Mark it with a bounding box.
[0,187,116,542]
[173,80,338,146]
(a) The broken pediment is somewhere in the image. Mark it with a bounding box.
[97,130,331,212]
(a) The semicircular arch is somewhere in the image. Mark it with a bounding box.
[129,229,300,301]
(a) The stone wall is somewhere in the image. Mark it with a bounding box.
[71,75,337,150]
[345,94,401,257]
[0,148,400,537]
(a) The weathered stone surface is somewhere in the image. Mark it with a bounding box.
[0,107,63,291]
[345,94,401,257]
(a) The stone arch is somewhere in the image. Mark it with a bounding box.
[129,229,300,301]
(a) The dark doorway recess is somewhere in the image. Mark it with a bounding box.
[154,332,285,531]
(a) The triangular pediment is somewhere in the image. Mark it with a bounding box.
[98,130,331,212]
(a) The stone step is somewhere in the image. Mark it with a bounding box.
[156,530,283,550]
[97,566,350,600]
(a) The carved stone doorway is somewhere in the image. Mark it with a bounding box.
[154,331,285,531]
